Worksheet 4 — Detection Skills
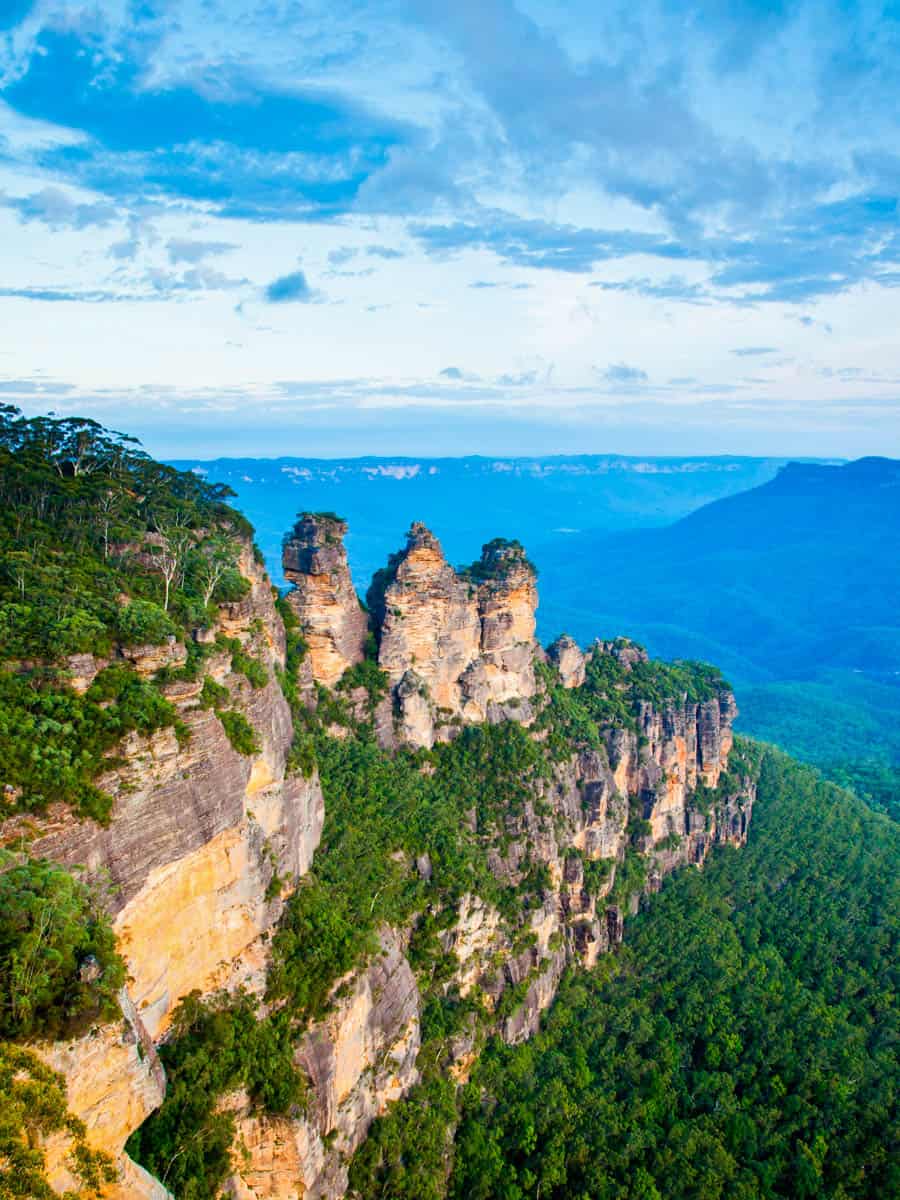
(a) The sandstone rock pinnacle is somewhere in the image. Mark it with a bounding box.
[282,513,368,687]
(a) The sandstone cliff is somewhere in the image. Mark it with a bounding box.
[282,515,367,687]
[3,542,324,1195]
[5,517,754,1200]
[224,930,420,1200]
[335,524,539,748]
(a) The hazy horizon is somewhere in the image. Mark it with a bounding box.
[56,408,898,462]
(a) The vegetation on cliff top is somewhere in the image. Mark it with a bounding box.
[538,641,729,755]
[459,537,538,583]
[0,407,258,820]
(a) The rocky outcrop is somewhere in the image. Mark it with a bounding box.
[547,635,586,688]
[224,930,420,1200]
[282,514,367,686]
[373,526,539,747]
[377,524,481,717]
[36,992,168,1199]
[280,521,540,748]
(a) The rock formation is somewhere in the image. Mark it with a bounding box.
[547,634,586,688]
[367,525,539,746]
[6,518,755,1200]
[282,514,367,686]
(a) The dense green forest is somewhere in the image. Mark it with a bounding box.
[0,405,258,821]
[352,747,899,1200]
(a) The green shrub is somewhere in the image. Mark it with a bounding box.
[218,636,268,689]
[0,407,259,818]
[213,568,251,604]
[199,675,230,710]
[117,599,177,647]
[218,710,260,756]
[0,854,125,1041]
[338,658,389,704]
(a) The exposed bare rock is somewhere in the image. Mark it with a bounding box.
[119,635,188,677]
[594,638,649,669]
[469,540,538,717]
[36,992,168,1199]
[502,945,567,1045]
[395,668,436,749]
[224,930,420,1200]
[282,514,367,686]
[547,635,586,688]
[377,523,481,714]
[441,893,505,996]
[373,526,539,746]
[63,651,111,693]
[11,673,324,1039]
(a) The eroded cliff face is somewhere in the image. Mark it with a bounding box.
[7,516,754,1200]
[35,991,167,1199]
[224,930,420,1200]
[317,523,540,748]
[282,515,367,687]
[4,543,324,1195]
[423,654,753,1054]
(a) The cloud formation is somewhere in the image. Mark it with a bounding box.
[264,270,316,303]
[0,186,117,229]
[0,1,898,453]
[597,363,650,386]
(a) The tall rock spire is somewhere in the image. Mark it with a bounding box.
[282,513,367,687]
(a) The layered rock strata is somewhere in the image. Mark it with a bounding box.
[3,542,324,1195]
[35,991,167,1199]
[282,514,367,686]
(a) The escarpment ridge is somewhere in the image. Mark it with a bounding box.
[1,431,753,1200]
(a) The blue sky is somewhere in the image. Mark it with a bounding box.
[1,0,899,457]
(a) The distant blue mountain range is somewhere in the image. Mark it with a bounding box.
[170,453,801,610]
[174,451,900,769]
